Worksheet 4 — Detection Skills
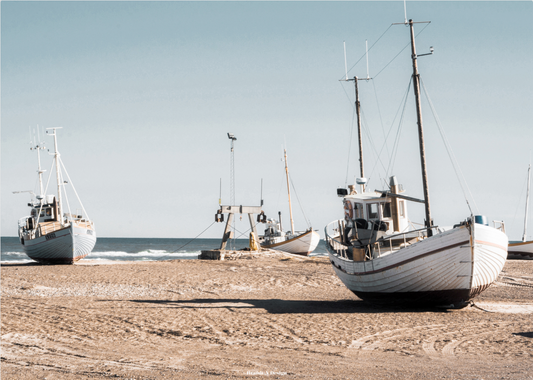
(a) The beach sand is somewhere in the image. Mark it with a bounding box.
[1,254,532,379]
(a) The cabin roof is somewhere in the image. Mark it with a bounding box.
[345,192,388,202]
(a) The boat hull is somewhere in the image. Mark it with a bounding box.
[21,224,96,264]
[326,222,508,307]
[262,229,320,256]
[508,240,533,260]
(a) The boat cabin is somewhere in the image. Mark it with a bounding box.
[29,195,58,225]
[342,176,410,236]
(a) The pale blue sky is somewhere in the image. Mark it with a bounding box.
[2,1,532,240]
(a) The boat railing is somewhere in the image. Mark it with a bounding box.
[38,221,65,236]
[324,220,351,259]
[18,216,30,228]
[492,220,505,233]
[325,220,440,260]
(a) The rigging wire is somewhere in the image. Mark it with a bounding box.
[510,175,527,235]
[344,105,357,186]
[155,221,217,260]
[420,78,478,215]
[340,24,393,81]
[289,176,312,229]
[360,107,388,180]
[383,79,412,179]
[59,157,90,219]
[371,80,390,161]
[373,23,432,79]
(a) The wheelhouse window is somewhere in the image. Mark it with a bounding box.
[382,202,392,218]
[399,201,405,217]
[354,203,364,219]
[367,203,379,219]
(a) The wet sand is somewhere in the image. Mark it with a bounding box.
[1,254,532,379]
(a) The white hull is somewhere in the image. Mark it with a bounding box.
[326,222,507,307]
[22,224,96,264]
[262,229,320,256]
[508,240,533,260]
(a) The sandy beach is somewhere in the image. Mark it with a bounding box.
[1,253,532,379]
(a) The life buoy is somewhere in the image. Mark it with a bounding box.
[344,200,353,220]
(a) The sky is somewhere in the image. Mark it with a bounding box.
[2,1,532,241]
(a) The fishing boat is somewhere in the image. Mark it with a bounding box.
[15,128,96,264]
[324,19,508,308]
[259,149,320,256]
[508,164,533,260]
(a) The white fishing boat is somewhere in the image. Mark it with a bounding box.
[15,128,96,264]
[324,19,508,308]
[508,164,533,260]
[259,149,320,256]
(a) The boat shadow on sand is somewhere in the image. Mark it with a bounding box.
[126,298,463,314]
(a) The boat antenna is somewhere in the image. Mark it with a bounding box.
[523,164,531,242]
[46,127,64,224]
[219,178,222,205]
[342,42,372,192]
[30,125,47,198]
[344,41,348,81]
[227,133,237,206]
[403,0,408,25]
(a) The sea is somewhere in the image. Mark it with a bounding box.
[0,237,328,264]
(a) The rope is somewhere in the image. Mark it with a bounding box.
[373,22,431,79]
[155,221,216,261]
[385,78,412,178]
[340,24,393,81]
[59,157,90,220]
[289,176,312,229]
[469,301,494,313]
[420,78,478,215]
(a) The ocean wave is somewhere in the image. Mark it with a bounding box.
[91,250,200,258]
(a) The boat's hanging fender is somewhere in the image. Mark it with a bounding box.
[344,200,353,220]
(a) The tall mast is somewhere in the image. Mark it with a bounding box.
[409,19,433,237]
[48,128,63,224]
[354,76,365,192]
[342,42,370,193]
[284,149,295,235]
[523,164,531,242]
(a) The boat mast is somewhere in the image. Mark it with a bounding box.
[523,164,531,242]
[48,128,64,224]
[409,19,433,237]
[32,143,46,198]
[284,149,295,235]
[354,77,365,192]
[343,41,368,193]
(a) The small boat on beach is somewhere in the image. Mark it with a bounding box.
[15,128,96,264]
[259,149,320,256]
[508,164,533,260]
[324,19,508,308]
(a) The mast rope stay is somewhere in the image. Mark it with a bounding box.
[59,157,91,220]
[420,78,478,215]
[384,79,412,180]
[373,23,431,80]
[289,176,312,229]
[340,24,393,81]
[155,221,217,260]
